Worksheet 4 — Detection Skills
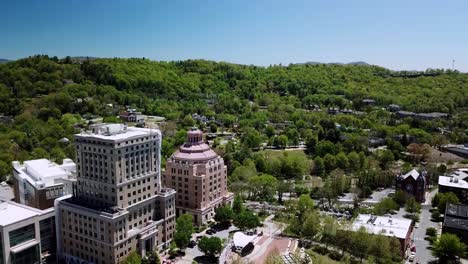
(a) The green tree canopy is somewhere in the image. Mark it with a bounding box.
[432,233,466,260]
[174,214,194,250]
[198,236,224,257]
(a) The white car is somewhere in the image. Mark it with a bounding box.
[415,223,419,228]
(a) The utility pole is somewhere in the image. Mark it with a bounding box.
[452,59,455,70]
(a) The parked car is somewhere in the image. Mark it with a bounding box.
[206,229,216,235]
[188,240,197,248]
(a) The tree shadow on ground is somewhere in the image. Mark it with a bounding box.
[193,255,218,264]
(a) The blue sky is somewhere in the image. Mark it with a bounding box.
[2,0,468,71]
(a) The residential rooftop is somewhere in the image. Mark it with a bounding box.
[352,214,412,239]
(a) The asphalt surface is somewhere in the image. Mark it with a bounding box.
[177,225,237,263]
[410,206,438,264]
[338,188,394,205]
[396,189,440,264]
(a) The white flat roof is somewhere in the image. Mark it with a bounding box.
[24,159,66,179]
[76,124,160,141]
[233,232,257,248]
[352,214,412,239]
[0,200,49,226]
[13,159,76,188]
[438,175,468,189]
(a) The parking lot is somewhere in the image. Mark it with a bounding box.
[176,225,237,264]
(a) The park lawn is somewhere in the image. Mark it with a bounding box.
[259,149,307,160]
[307,251,343,264]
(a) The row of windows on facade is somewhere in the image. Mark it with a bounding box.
[78,173,155,191]
[65,222,124,243]
[170,157,223,165]
[77,135,157,148]
[79,166,158,184]
[176,189,225,204]
[79,152,156,169]
[78,135,158,146]
[170,180,223,190]
[46,187,64,199]
[65,210,129,229]
[79,143,158,154]
[125,191,164,206]
[63,235,115,264]
[170,171,225,182]
[170,164,222,175]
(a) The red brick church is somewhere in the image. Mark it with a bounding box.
[396,168,428,203]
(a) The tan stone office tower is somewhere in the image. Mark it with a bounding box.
[56,124,176,264]
[163,129,233,225]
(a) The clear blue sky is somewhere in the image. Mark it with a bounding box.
[2,0,468,71]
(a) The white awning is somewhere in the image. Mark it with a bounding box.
[233,232,256,248]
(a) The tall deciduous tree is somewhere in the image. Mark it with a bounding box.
[174,214,194,250]
[233,210,260,230]
[432,233,466,260]
[232,194,244,214]
[214,205,233,224]
[198,236,224,257]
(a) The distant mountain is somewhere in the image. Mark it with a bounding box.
[346,61,370,66]
[296,61,371,66]
[0,58,11,64]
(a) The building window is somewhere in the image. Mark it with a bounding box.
[10,224,35,246]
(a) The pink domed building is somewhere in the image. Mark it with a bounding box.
[163,129,234,225]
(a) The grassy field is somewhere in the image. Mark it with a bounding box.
[259,149,307,160]
[307,251,343,264]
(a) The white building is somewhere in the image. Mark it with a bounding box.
[12,159,76,210]
[0,198,55,264]
[352,214,413,254]
[438,169,468,203]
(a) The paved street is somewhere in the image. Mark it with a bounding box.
[409,205,438,264]
[396,189,440,264]
[241,215,295,264]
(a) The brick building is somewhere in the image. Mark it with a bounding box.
[396,169,427,203]
[12,158,76,210]
[163,128,233,225]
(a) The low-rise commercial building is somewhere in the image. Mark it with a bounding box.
[440,145,468,159]
[12,158,76,210]
[442,203,468,244]
[119,108,146,123]
[438,169,468,203]
[352,214,413,255]
[0,198,55,264]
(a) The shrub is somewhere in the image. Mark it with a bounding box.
[431,210,442,222]
[426,227,437,237]
[328,250,343,261]
[312,245,330,255]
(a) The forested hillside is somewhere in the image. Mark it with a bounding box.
[0,55,467,184]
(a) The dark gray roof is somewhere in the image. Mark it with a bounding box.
[444,204,468,231]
